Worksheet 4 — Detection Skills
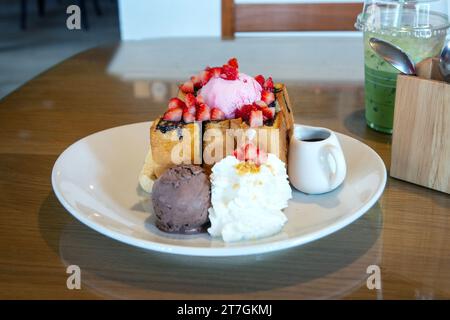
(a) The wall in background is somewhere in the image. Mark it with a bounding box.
[118,0,221,40]
[118,0,363,40]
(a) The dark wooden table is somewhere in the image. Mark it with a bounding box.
[0,38,449,299]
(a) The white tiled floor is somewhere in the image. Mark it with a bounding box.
[0,0,120,99]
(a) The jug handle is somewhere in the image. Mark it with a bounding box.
[322,145,340,186]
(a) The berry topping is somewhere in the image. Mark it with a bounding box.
[249,110,263,128]
[163,107,182,122]
[263,77,274,92]
[190,75,202,89]
[183,109,195,123]
[196,95,205,105]
[185,93,197,108]
[254,100,268,109]
[211,107,225,120]
[209,67,223,78]
[227,57,239,69]
[168,97,186,110]
[256,147,268,165]
[232,147,245,161]
[261,107,275,120]
[261,90,275,105]
[180,80,194,94]
[235,104,258,121]
[184,105,196,115]
[200,70,212,85]
[244,143,258,160]
[196,104,211,121]
[235,96,276,125]
[166,59,276,126]
[221,64,238,80]
[232,143,268,165]
[254,75,265,87]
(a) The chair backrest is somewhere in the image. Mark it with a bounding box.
[222,0,363,39]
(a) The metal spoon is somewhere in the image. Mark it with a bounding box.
[439,41,450,82]
[369,38,416,75]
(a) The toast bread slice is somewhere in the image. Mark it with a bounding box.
[150,118,201,178]
[202,119,234,175]
[148,83,294,178]
[229,84,292,164]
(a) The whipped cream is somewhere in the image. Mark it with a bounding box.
[208,154,292,242]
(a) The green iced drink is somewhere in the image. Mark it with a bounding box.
[356,1,449,134]
[364,31,445,133]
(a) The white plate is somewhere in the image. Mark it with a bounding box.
[52,122,386,256]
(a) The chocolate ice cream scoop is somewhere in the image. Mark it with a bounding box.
[151,165,211,234]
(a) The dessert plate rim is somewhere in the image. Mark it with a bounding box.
[51,121,387,257]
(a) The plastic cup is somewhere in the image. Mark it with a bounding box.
[356,0,449,134]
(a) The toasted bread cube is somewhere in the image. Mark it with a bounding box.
[150,118,202,178]
[149,83,294,177]
[202,119,234,175]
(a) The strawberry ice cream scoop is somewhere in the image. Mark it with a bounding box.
[198,73,262,119]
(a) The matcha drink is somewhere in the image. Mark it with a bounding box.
[364,31,445,133]
[356,0,449,134]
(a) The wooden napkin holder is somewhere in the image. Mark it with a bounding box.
[390,58,450,194]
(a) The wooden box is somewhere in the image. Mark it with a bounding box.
[390,59,450,194]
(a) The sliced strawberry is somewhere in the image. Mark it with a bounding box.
[227,57,239,69]
[235,104,257,121]
[254,75,265,87]
[261,90,275,105]
[200,70,212,85]
[184,105,196,115]
[210,107,225,121]
[255,148,268,165]
[263,77,274,92]
[232,148,245,161]
[180,80,194,93]
[261,107,275,120]
[190,75,202,89]
[196,104,211,121]
[163,107,182,122]
[221,64,238,80]
[254,100,268,109]
[209,67,222,78]
[196,94,205,105]
[233,143,267,164]
[183,109,195,123]
[249,110,263,128]
[185,93,197,108]
[168,97,186,110]
[244,144,258,161]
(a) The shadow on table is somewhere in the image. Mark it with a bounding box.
[38,192,383,299]
[344,109,392,145]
